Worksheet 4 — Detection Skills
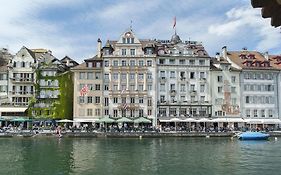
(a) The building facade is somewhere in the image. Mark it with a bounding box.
[223,47,280,126]
[156,33,212,122]
[72,54,103,122]
[102,29,158,125]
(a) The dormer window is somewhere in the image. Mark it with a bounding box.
[87,62,93,68]
[263,61,270,67]
[239,54,247,59]
[255,61,261,67]
[248,54,255,59]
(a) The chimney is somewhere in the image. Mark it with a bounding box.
[215,52,220,61]
[222,46,227,59]
[97,38,102,58]
[264,51,269,60]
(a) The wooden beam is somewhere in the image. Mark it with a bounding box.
[251,0,274,8]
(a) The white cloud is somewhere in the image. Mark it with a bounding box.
[208,6,281,52]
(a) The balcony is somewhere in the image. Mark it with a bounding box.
[190,90,197,95]
[170,90,176,95]
[199,78,207,83]
[159,77,166,82]
[10,78,34,83]
[11,91,34,95]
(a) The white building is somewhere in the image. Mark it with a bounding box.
[210,52,241,128]
[222,47,280,128]
[102,29,158,125]
[156,33,212,122]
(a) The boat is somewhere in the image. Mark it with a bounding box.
[238,132,270,140]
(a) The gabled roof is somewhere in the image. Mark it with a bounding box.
[227,50,279,70]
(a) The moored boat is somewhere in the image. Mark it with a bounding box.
[238,132,270,140]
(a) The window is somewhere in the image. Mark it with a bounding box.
[160,84,165,91]
[121,60,126,66]
[104,109,109,116]
[147,60,152,66]
[148,98,152,106]
[246,109,250,117]
[199,60,205,66]
[113,110,118,117]
[139,97,144,103]
[231,87,236,93]
[170,84,175,91]
[130,49,135,55]
[121,73,127,81]
[130,73,135,80]
[147,73,152,80]
[79,72,86,79]
[170,71,175,78]
[159,59,165,64]
[95,97,100,104]
[217,76,223,82]
[179,59,186,64]
[245,96,250,103]
[200,84,205,93]
[218,86,223,93]
[190,84,195,91]
[113,97,118,103]
[130,60,135,66]
[169,108,177,116]
[189,60,195,65]
[254,110,258,117]
[261,110,265,117]
[87,109,93,116]
[95,84,101,90]
[130,97,135,104]
[231,98,237,105]
[190,72,195,79]
[95,109,100,116]
[191,96,195,102]
[199,72,205,79]
[113,60,118,66]
[139,109,144,117]
[113,73,118,80]
[104,85,109,91]
[138,85,143,91]
[130,85,135,91]
[180,84,185,92]
[200,96,205,102]
[87,62,93,68]
[148,109,152,116]
[231,76,236,83]
[104,97,109,106]
[122,49,126,55]
[122,97,126,104]
[87,96,93,103]
[93,72,100,79]
[268,110,273,117]
[169,59,175,64]
[138,73,144,80]
[147,84,152,91]
[139,60,144,66]
[160,95,165,103]
[79,96,84,103]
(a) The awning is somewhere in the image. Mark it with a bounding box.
[194,118,212,122]
[11,118,32,122]
[134,117,151,124]
[212,118,245,123]
[262,119,281,124]
[74,118,99,123]
[116,117,133,123]
[244,119,263,124]
[159,118,186,122]
[57,119,73,123]
[96,116,115,123]
[0,107,27,112]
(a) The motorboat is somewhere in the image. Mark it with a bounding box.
[238,132,270,140]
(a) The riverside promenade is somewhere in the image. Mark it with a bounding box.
[1,130,281,138]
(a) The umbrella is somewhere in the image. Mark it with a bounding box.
[11,118,32,122]
[96,116,115,123]
[116,117,133,123]
[57,119,73,123]
[134,117,151,124]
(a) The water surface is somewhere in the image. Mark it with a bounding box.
[0,137,280,175]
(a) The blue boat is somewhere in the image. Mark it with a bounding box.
[238,132,270,140]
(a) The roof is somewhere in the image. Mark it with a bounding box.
[251,0,281,27]
[227,50,280,71]
[0,65,8,72]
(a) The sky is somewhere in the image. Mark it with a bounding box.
[0,0,280,63]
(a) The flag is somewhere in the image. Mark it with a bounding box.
[80,84,89,96]
[123,103,128,110]
[173,16,176,29]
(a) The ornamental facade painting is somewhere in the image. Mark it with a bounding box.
[221,80,239,115]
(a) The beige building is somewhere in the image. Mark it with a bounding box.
[72,52,103,123]
[102,29,157,125]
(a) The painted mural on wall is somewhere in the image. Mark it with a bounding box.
[221,80,240,114]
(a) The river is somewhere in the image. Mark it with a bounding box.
[0,137,280,175]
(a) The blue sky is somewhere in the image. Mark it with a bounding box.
[0,0,280,63]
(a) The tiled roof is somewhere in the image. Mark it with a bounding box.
[227,51,280,70]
